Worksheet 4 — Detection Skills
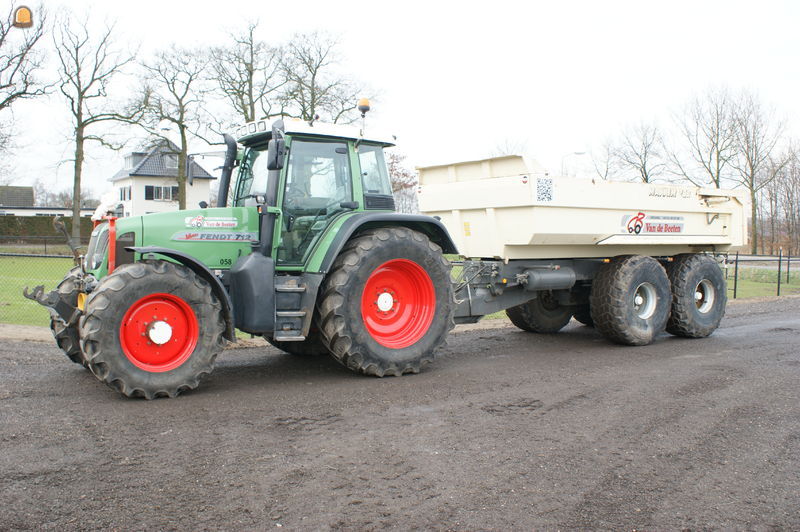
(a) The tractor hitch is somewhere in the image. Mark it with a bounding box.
[22,285,80,326]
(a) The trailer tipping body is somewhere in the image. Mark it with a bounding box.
[418,155,749,260]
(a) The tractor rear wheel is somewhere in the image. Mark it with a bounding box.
[666,254,726,338]
[590,255,670,346]
[266,323,329,356]
[318,227,455,376]
[79,260,225,399]
[506,292,573,333]
[50,267,85,366]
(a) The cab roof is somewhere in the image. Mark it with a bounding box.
[235,117,396,147]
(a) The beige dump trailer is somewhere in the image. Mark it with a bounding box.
[418,155,749,346]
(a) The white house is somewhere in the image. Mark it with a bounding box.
[110,141,215,217]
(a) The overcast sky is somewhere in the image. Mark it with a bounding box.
[8,0,800,196]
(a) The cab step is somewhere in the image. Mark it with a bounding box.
[276,310,306,318]
[273,333,306,342]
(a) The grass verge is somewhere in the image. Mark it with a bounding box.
[0,256,74,326]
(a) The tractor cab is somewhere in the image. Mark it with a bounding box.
[229,117,397,266]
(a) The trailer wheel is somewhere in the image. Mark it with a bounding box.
[318,227,455,377]
[572,304,594,327]
[506,292,573,333]
[590,255,670,346]
[666,254,726,338]
[50,267,86,366]
[265,323,329,356]
[79,260,225,399]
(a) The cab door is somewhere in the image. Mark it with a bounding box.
[277,139,353,265]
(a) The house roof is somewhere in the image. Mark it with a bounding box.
[0,186,35,207]
[110,140,215,182]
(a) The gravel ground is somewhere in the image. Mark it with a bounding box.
[1,296,799,530]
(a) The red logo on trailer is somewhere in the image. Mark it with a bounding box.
[627,212,646,234]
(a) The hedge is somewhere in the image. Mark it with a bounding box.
[0,215,94,237]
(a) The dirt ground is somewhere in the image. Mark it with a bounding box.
[1,297,799,530]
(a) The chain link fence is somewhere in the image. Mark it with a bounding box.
[0,254,75,327]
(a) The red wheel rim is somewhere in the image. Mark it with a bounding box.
[119,293,199,372]
[361,259,436,349]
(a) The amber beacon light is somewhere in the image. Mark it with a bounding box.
[13,6,33,28]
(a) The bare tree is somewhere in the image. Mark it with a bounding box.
[591,137,618,180]
[210,22,284,123]
[132,48,209,209]
[0,2,47,172]
[0,2,47,113]
[279,32,365,124]
[779,148,800,255]
[730,90,787,254]
[669,87,739,188]
[54,11,138,244]
[615,122,665,183]
[386,151,418,214]
[490,137,529,157]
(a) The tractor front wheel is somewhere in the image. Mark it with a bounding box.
[79,260,225,399]
[318,227,455,376]
[50,267,86,366]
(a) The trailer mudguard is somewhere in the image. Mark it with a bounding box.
[128,246,235,341]
[317,213,459,274]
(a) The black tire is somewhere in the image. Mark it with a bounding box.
[666,254,726,338]
[79,260,226,399]
[590,255,671,346]
[572,304,594,327]
[50,267,85,366]
[506,292,573,333]
[265,322,329,356]
[318,227,455,377]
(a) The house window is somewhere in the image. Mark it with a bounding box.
[144,185,179,202]
[164,154,178,169]
[118,186,131,201]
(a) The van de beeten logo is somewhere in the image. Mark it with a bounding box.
[184,216,238,229]
[623,212,684,235]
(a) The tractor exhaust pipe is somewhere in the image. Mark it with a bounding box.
[217,133,238,208]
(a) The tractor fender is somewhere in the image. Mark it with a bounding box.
[127,246,235,341]
[318,213,459,274]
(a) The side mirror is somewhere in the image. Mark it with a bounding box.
[267,138,286,170]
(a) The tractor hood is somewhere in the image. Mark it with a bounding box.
[137,206,260,272]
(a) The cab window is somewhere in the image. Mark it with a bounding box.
[357,144,392,195]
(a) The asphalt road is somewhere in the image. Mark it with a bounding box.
[1,297,799,530]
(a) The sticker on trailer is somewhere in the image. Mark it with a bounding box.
[184,216,238,228]
[536,178,553,202]
[172,231,257,242]
[621,212,684,235]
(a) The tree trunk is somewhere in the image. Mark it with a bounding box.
[750,188,758,255]
[71,125,84,246]
[178,127,188,210]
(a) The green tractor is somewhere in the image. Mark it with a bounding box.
[29,110,458,399]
